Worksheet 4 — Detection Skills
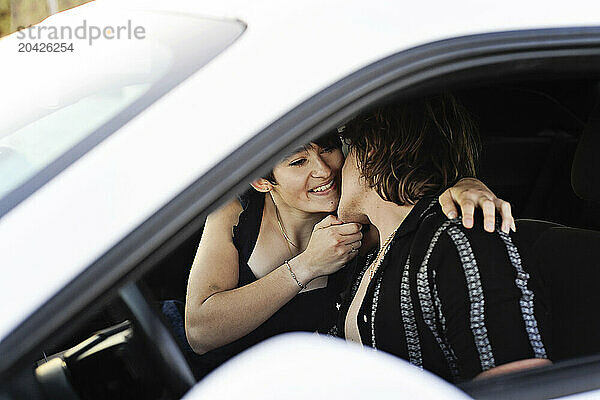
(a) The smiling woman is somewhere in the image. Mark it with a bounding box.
[184,136,360,376]
[260,132,344,213]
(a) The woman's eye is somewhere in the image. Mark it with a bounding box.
[289,159,306,167]
[321,146,335,153]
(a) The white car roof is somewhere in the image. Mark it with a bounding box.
[0,0,598,341]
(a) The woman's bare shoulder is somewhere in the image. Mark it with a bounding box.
[203,195,254,240]
[193,198,245,276]
[209,197,243,223]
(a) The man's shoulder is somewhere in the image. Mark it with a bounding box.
[411,206,503,265]
[419,205,491,240]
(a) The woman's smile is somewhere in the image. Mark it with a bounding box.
[308,179,336,196]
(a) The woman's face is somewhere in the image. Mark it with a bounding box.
[270,143,344,214]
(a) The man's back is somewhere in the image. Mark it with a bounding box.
[338,196,551,382]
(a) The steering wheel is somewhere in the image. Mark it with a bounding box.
[119,282,196,397]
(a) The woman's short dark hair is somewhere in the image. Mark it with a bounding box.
[341,93,480,206]
[263,131,343,184]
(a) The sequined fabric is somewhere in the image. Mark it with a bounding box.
[497,228,548,359]
[418,220,461,380]
[401,255,423,368]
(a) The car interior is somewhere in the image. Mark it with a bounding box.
[6,73,600,399]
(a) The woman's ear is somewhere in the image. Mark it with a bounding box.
[250,178,274,193]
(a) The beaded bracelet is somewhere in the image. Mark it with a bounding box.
[284,260,306,290]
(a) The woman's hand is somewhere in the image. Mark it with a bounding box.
[291,215,362,283]
[439,177,516,234]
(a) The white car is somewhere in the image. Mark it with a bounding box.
[1,0,600,399]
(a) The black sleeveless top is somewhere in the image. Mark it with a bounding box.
[195,189,349,376]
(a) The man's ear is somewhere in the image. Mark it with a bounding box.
[250,178,274,193]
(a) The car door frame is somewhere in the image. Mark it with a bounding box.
[3,26,600,399]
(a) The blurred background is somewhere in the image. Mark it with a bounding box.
[0,0,92,38]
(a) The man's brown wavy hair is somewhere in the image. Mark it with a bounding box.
[341,93,480,206]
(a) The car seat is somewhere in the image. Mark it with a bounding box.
[515,88,600,361]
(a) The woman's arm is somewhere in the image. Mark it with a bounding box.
[185,201,361,355]
[362,178,517,251]
[184,199,300,354]
[475,358,551,380]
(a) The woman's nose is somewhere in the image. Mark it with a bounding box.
[311,155,332,178]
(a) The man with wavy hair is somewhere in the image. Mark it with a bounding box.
[336,93,551,381]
